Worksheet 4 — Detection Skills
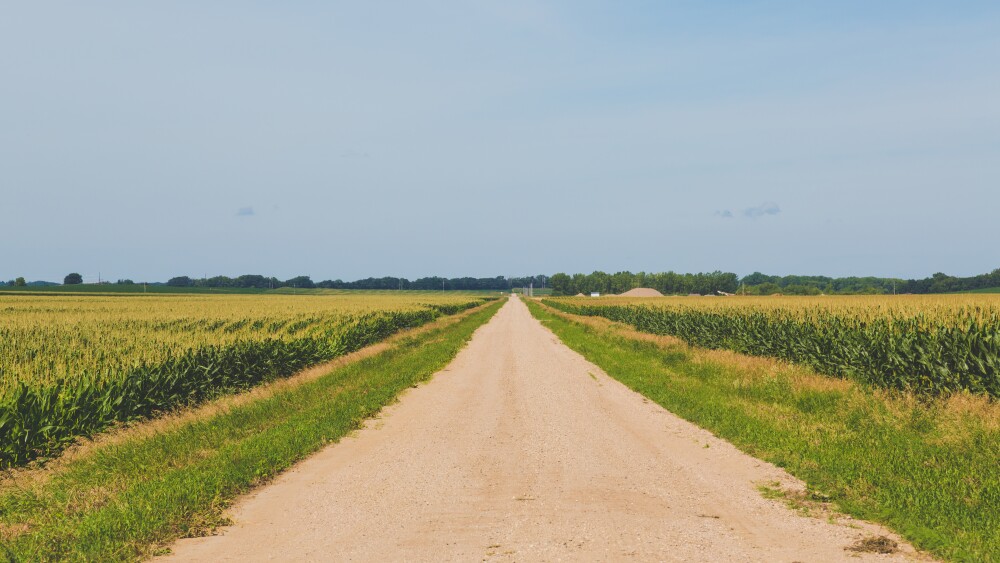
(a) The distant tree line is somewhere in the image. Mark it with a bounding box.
[6,269,998,295]
[164,274,549,291]
[739,270,1000,295]
[167,275,287,289]
[549,271,739,296]
[318,275,547,291]
[2,279,57,287]
[548,269,1000,296]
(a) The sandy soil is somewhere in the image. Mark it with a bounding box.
[619,288,665,297]
[164,297,924,562]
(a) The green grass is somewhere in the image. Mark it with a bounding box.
[526,300,999,561]
[0,300,503,561]
[511,287,553,296]
[957,287,1000,294]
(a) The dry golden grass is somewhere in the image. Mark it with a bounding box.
[0,522,31,542]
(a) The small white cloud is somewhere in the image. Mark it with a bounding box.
[236,206,255,217]
[744,202,781,218]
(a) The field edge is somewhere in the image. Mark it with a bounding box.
[524,298,998,562]
[0,299,505,561]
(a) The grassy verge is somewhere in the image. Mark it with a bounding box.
[526,300,999,561]
[0,299,504,561]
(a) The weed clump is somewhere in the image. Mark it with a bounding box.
[848,535,898,554]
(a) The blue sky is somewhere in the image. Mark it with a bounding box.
[2,2,998,282]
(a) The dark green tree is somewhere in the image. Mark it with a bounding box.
[549,273,572,295]
[166,276,194,287]
[284,276,315,289]
[64,273,83,285]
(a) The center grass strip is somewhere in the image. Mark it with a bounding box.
[525,300,999,562]
[0,299,504,562]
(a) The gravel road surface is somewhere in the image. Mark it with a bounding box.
[165,297,922,562]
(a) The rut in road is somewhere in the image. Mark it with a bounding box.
[165,296,923,562]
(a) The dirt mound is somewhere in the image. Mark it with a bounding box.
[575,293,586,297]
[620,288,664,297]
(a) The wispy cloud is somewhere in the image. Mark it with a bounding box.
[743,202,781,218]
[236,206,255,217]
[716,203,781,219]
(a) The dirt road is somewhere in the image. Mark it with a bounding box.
[166,297,921,562]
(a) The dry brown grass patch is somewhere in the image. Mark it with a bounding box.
[940,392,1000,432]
[62,484,119,515]
[848,535,899,554]
[0,522,31,542]
[870,388,1000,447]
[539,306,684,347]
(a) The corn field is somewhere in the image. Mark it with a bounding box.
[544,295,1000,398]
[0,293,491,467]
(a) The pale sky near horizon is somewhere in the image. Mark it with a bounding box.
[2,2,998,283]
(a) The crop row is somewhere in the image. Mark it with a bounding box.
[543,297,1000,398]
[0,295,490,467]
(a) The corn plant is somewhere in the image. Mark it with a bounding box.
[0,294,491,467]
[544,295,1000,398]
